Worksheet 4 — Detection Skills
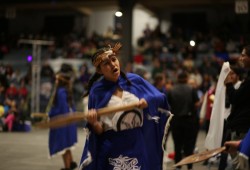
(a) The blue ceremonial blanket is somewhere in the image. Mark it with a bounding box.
[48,88,77,157]
[79,73,169,170]
[239,129,250,159]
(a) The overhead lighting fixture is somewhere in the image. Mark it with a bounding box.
[190,40,195,47]
[115,11,123,17]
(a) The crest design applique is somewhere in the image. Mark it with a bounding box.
[109,155,141,170]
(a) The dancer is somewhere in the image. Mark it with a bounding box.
[79,43,170,170]
[48,64,77,170]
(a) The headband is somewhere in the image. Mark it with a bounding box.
[56,73,71,83]
[93,42,122,67]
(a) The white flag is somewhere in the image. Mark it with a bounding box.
[205,62,230,150]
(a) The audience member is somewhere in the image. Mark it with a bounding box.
[168,72,200,170]
[224,45,250,168]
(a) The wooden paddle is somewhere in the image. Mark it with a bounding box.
[35,102,139,129]
[173,146,226,167]
[31,113,48,118]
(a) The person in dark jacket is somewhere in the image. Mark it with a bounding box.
[224,45,250,169]
[168,72,200,170]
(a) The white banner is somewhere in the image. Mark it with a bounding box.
[205,62,230,150]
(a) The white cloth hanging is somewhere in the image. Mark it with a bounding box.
[205,62,231,150]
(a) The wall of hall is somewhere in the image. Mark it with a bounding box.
[132,6,159,47]
[159,7,248,35]
[5,9,87,36]
[87,8,116,38]
[2,5,246,50]
[86,6,160,49]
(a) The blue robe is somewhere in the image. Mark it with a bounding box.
[239,129,250,161]
[48,88,77,157]
[80,73,169,170]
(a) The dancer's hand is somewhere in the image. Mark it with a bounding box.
[87,109,98,125]
[87,109,103,134]
[224,140,241,154]
[138,98,148,109]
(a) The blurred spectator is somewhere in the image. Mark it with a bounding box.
[199,58,219,80]
[134,65,151,81]
[103,26,114,39]
[143,23,152,39]
[0,44,9,60]
[5,64,17,85]
[151,57,163,79]
[3,99,17,132]
[168,72,200,170]
[200,73,214,93]
[199,82,216,133]
[6,83,18,100]
[153,73,168,97]
[15,77,30,125]
[78,63,91,90]
[133,52,144,64]
[0,84,6,105]
[124,61,134,73]
[165,77,174,91]
[45,44,58,59]
[18,78,28,100]
[41,60,54,82]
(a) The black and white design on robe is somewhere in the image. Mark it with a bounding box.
[116,109,143,131]
[109,155,141,170]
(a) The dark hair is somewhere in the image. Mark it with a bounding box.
[177,72,188,83]
[83,71,131,97]
[46,64,74,112]
[230,65,244,80]
[83,72,102,97]
[83,46,131,97]
[91,47,110,65]
[153,73,164,86]
[243,45,250,57]
[60,63,74,73]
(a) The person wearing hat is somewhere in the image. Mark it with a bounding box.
[47,64,77,170]
[79,43,170,170]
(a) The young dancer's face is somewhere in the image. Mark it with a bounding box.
[98,53,120,82]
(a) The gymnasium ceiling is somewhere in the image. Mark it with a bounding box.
[0,0,236,15]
